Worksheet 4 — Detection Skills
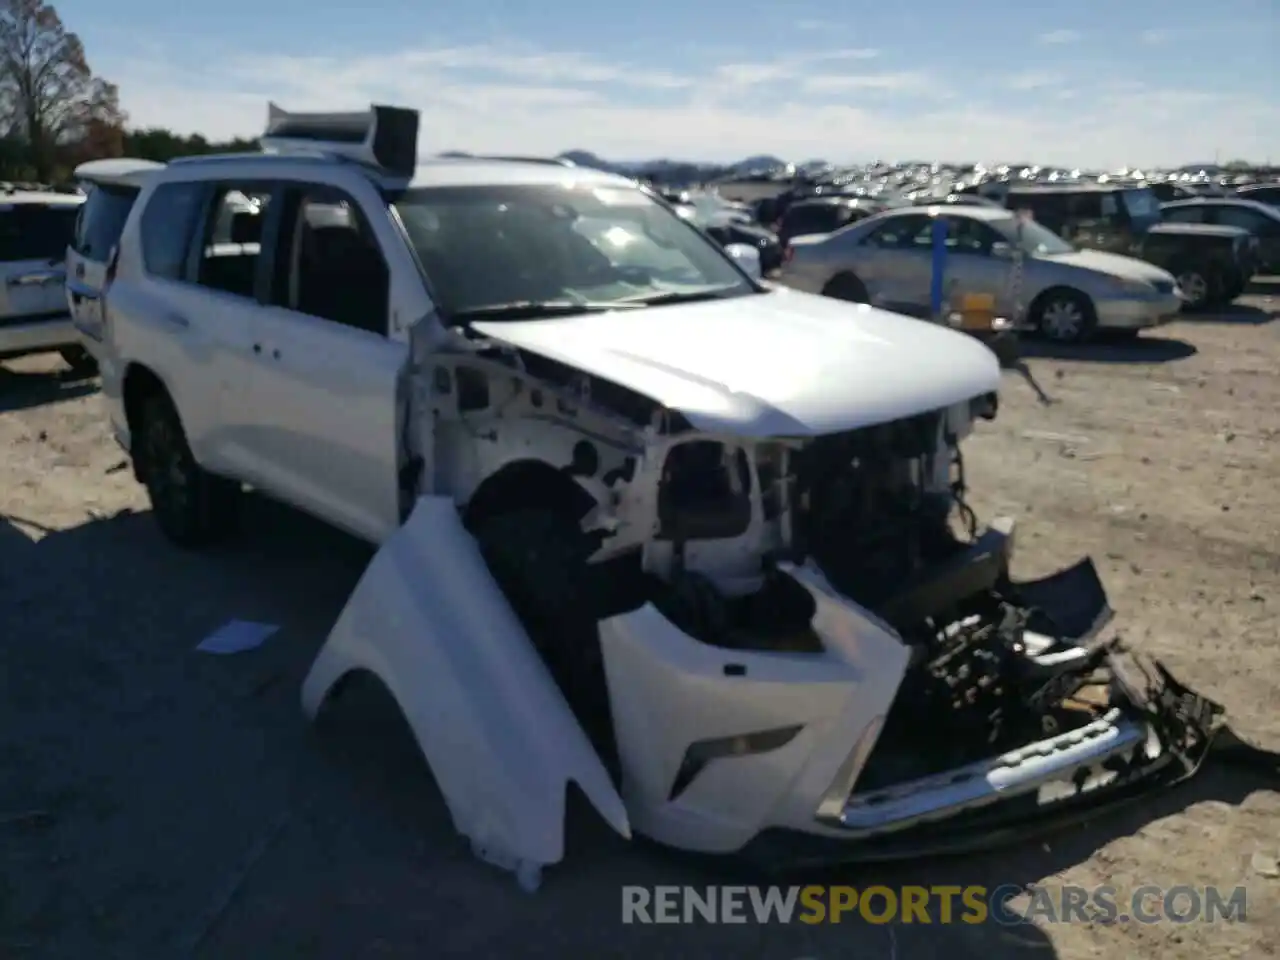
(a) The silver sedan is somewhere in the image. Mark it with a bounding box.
[779,205,1183,343]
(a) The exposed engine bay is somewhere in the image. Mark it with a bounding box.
[629,402,1149,793]
[302,325,1254,890]
[420,341,1176,794]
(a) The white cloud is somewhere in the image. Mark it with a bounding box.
[1037,29,1082,44]
[801,72,935,95]
[1005,72,1065,91]
[101,41,1280,167]
[1140,28,1173,44]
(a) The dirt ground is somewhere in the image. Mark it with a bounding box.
[2,292,1278,960]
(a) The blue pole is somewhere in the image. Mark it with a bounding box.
[929,217,947,319]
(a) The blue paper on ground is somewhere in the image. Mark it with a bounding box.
[196,620,280,655]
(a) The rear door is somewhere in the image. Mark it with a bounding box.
[0,202,80,327]
[1208,204,1280,273]
[68,159,164,345]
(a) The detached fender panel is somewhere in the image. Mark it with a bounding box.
[599,562,910,853]
[301,496,630,876]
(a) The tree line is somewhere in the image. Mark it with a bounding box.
[0,0,254,184]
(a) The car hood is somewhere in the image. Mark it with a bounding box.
[1044,249,1175,284]
[470,288,1001,438]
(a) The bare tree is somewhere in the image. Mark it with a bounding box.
[0,0,124,179]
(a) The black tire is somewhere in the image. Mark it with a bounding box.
[470,509,615,761]
[1031,288,1096,344]
[822,272,870,303]
[1173,266,1218,312]
[135,392,241,548]
[58,345,98,378]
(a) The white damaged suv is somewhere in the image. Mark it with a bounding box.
[87,104,1228,889]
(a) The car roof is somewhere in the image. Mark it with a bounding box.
[879,203,1014,222]
[1164,197,1279,215]
[1005,183,1145,194]
[1146,222,1249,236]
[160,151,636,191]
[0,190,84,206]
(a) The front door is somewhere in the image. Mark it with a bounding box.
[857,213,935,315]
[242,184,407,544]
[940,215,1016,321]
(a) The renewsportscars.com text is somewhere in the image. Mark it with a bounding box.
[621,884,1249,925]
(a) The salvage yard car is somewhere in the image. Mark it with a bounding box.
[79,103,1232,890]
[0,189,94,375]
[1137,222,1258,310]
[779,205,1182,343]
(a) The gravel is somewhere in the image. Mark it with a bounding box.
[2,294,1278,959]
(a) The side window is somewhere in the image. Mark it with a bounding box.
[1214,206,1267,233]
[948,217,1003,255]
[140,183,206,280]
[1162,205,1206,224]
[194,185,273,299]
[863,215,932,249]
[75,185,139,263]
[783,206,821,235]
[270,186,390,335]
[1068,193,1103,218]
[0,210,17,261]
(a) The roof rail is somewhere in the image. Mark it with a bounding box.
[261,102,420,177]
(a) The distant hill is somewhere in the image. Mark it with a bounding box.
[556,150,792,183]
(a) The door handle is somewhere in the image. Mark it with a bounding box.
[159,311,189,329]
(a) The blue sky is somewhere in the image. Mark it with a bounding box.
[59,0,1279,166]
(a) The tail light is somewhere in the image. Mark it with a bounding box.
[783,245,794,265]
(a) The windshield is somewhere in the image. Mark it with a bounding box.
[1120,187,1161,221]
[1000,216,1076,256]
[393,182,755,318]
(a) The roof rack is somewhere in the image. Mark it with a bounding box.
[260,102,420,177]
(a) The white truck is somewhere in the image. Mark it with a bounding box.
[74,103,1229,890]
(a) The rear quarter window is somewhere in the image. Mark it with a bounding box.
[75,184,140,263]
[140,182,208,280]
[0,204,80,261]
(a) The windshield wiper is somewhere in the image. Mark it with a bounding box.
[616,286,745,307]
[451,299,644,322]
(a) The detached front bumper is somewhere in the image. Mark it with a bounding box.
[741,658,1225,869]
[1094,291,1183,330]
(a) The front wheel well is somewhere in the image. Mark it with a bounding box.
[122,363,170,483]
[463,460,598,530]
[1027,285,1095,324]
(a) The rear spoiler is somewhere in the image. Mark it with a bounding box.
[73,158,165,189]
[261,103,419,178]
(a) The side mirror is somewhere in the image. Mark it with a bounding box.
[990,241,1014,260]
[724,242,762,279]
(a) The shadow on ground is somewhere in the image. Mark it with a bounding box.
[1018,333,1197,365]
[1178,302,1277,326]
[0,363,96,414]
[1,502,1272,959]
